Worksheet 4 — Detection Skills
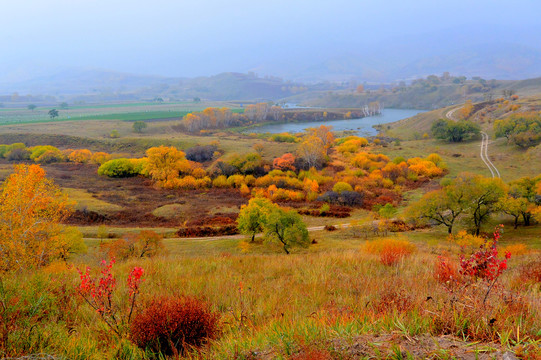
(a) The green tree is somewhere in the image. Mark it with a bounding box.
[110,129,120,138]
[506,176,541,226]
[431,119,480,142]
[59,102,69,109]
[48,109,59,119]
[498,196,529,229]
[457,173,506,235]
[133,121,148,133]
[27,104,37,111]
[264,207,309,254]
[407,184,468,234]
[237,197,274,242]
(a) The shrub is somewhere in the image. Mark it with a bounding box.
[332,181,353,193]
[6,147,30,161]
[99,231,164,260]
[185,145,217,162]
[69,149,93,163]
[35,149,66,164]
[29,145,60,162]
[434,255,460,284]
[363,238,415,266]
[270,132,297,143]
[130,296,220,356]
[212,175,229,188]
[98,158,138,177]
[91,152,112,165]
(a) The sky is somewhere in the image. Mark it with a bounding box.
[1,0,541,78]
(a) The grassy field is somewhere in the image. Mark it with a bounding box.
[0,99,540,359]
[3,222,540,359]
[0,101,241,126]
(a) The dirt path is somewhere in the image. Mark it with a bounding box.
[480,131,501,178]
[446,107,501,178]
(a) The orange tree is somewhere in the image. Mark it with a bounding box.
[0,164,72,271]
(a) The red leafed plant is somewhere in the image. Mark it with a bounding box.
[130,296,220,356]
[458,225,510,303]
[77,259,144,336]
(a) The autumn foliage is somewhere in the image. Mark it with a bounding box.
[0,164,72,271]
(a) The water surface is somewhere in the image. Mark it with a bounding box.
[245,108,425,136]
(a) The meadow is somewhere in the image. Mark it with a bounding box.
[0,100,539,359]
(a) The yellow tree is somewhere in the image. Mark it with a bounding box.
[307,125,334,155]
[297,136,326,169]
[0,164,72,271]
[144,146,192,188]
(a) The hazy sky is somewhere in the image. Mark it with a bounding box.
[2,0,541,77]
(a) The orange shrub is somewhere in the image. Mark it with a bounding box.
[69,149,93,163]
[364,238,415,266]
[434,255,460,284]
[130,296,220,356]
[273,153,296,171]
[90,152,111,165]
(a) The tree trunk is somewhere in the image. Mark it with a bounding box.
[251,233,255,243]
[514,216,519,229]
[523,213,531,226]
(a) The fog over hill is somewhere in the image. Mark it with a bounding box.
[1,1,540,96]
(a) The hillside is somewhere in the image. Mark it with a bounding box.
[384,93,541,140]
[0,71,311,103]
[287,76,541,110]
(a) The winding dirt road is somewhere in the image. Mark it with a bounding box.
[446,107,500,178]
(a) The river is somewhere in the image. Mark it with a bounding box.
[244,108,426,136]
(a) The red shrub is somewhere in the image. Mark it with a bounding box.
[130,296,220,356]
[177,225,238,237]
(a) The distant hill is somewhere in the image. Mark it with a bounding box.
[0,70,309,102]
[285,76,541,110]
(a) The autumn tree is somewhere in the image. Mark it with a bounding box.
[504,176,541,226]
[144,146,192,188]
[0,164,73,271]
[297,136,326,169]
[273,153,296,171]
[264,206,309,254]
[308,125,335,154]
[237,197,274,242]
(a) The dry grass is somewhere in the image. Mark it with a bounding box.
[3,225,540,359]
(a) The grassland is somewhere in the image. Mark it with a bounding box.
[0,100,540,359]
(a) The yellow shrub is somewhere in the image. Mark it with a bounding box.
[448,230,485,250]
[501,243,528,256]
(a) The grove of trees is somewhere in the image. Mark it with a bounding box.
[431,119,480,142]
[408,173,541,235]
